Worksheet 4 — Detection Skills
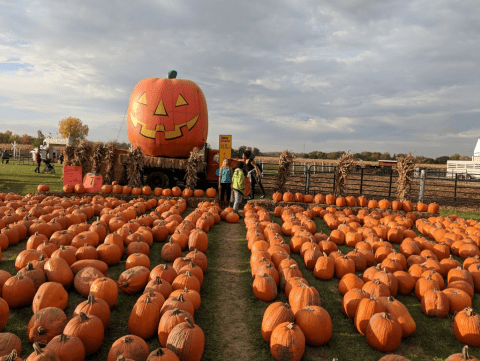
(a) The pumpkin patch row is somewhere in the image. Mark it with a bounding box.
[270,202,480,357]
[271,192,440,214]
[59,182,219,199]
[0,191,231,360]
[245,203,332,361]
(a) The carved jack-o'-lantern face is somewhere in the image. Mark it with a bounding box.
[127,73,208,158]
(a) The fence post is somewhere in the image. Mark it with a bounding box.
[388,169,393,197]
[454,173,458,202]
[292,162,295,175]
[305,165,310,194]
[332,168,336,193]
[418,169,425,202]
[359,168,364,194]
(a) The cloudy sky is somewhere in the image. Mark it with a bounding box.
[1,0,479,158]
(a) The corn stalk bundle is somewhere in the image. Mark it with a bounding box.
[104,142,118,184]
[334,152,357,197]
[275,150,294,193]
[185,147,204,191]
[91,142,105,174]
[64,145,76,166]
[127,146,144,188]
[74,140,93,178]
[396,153,416,202]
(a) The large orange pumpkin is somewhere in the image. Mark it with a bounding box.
[127,71,208,157]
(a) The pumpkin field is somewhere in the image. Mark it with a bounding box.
[0,162,480,360]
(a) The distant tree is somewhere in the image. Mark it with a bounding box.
[32,131,45,148]
[231,148,238,158]
[380,152,391,160]
[423,158,435,164]
[450,153,461,160]
[459,155,471,160]
[360,151,373,161]
[253,147,261,156]
[19,134,35,144]
[58,117,89,143]
[0,131,12,143]
[434,156,449,164]
[395,153,407,159]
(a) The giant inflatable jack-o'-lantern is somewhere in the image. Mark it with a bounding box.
[127,71,208,158]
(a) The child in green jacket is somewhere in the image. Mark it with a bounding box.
[232,161,245,216]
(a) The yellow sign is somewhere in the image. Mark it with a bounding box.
[219,135,232,168]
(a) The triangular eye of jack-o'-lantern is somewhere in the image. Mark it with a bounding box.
[127,71,208,158]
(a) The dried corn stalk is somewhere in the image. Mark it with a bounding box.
[104,142,118,184]
[64,145,76,166]
[91,142,105,173]
[334,152,356,197]
[275,150,294,193]
[74,140,93,178]
[185,147,204,191]
[127,146,144,188]
[396,153,416,202]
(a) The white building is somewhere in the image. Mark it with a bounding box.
[446,137,480,179]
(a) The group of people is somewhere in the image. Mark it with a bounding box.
[217,150,266,218]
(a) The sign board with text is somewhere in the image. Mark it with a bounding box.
[219,135,232,169]
[63,166,83,186]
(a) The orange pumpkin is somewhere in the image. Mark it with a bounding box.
[283,192,294,202]
[101,185,112,194]
[63,184,74,194]
[37,184,50,192]
[74,184,86,194]
[205,188,216,198]
[142,186,152,195]
[126,72,208,158]
[154,187,163,196]
[272,192,282,202]
[294,193,304,202]
[172,187,182,197]
[193,189,204,197]
[182,188,193,198]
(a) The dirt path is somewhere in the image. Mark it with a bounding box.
[209,221,254,360]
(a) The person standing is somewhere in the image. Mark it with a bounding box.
[218,158,233,203]
[59,153,64,164]
[1,150,9,164]
[243,149,266,199]
[34,150,42,173]
[232,161,245,217]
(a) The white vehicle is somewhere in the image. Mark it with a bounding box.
[446,137,480,179]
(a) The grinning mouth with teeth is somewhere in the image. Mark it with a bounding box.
[130,113,200,140]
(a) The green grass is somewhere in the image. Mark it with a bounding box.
[439,209,480,222]
[0,162,64,195]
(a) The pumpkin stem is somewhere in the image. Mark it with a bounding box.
[79,312,90,322]
[462,345,471,359]
[176,294,185,302]
[186,317,195,328]
[123,336,133,343]
[59,334,69,343]
[27,261,34,271]
[37,326,47,335]
[5,350,17,361]
[286,322,296,330]
[87,294,96,304]
[154,348,166,356]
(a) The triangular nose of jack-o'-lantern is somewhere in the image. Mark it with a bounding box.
[126,73,208,158]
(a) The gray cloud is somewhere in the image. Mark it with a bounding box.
[0,0,479,157]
